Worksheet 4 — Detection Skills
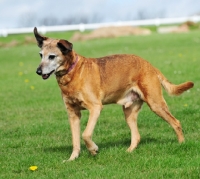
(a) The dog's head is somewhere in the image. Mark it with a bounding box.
[34,27,73,80]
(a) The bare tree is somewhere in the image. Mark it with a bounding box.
[39,17,59,26]
[18,12,37,27]
[137,9,166,20]
[62,15,89,25]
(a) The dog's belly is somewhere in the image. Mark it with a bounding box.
[102,89,141,107]
[117,90,140,107]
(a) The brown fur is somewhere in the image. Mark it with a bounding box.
[34,27,194,161]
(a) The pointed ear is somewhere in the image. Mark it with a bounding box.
[33,27,48,48]
[57,39,73,54]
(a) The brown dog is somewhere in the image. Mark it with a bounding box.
[34,27,194,161]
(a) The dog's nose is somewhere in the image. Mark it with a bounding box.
[36,67,42,75]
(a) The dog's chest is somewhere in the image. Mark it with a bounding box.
[64,95,81,105]
[62,90,84,107]
[60,84,85,108]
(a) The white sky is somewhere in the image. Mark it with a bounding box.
[0,0,200,28]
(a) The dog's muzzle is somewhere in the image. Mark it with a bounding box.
[36,66,55,80]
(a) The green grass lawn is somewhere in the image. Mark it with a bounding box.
[0,30,200,179]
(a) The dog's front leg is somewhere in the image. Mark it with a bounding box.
[65,104,81,161]
[82,104,102,156]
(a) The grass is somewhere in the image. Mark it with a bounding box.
[0,30,200,179]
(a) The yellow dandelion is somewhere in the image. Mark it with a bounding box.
[29,166,38,171]
[178,53,182,57]
[18,72,23,76]
[24,79,29,83]
[19,62,24,66]
[184,104,188,107]
[30,86,35,90]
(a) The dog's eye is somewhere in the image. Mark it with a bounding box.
[39,53,42,58]
[49,55,55,60]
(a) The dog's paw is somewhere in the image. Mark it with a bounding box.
[65,151,80,161]
[178,136,185,143]
[88,144,99,156]
[126,145,137,153]
[126,147,133,153]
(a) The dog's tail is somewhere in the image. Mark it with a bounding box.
[155,68,194,96]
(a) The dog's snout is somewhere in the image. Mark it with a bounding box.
[36,66,42,75]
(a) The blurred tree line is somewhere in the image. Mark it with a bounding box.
[18,9,166,27]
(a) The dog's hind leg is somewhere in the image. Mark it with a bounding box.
[140,76,185,143]
[82,104,102,155]
[123,100,143,152]
[146,97,184,143]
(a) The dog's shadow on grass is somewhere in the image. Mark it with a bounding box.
[98,136,175,150]
[44,136,176,154]
[44,145,73,154]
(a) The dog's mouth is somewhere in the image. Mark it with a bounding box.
[42,70,55,80]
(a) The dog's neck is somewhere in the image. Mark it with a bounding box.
[55,55,78,77]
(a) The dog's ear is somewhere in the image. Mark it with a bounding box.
[57,39,73,54]
[33,27,48,48]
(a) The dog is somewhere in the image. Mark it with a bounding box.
[34,27,194,161]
